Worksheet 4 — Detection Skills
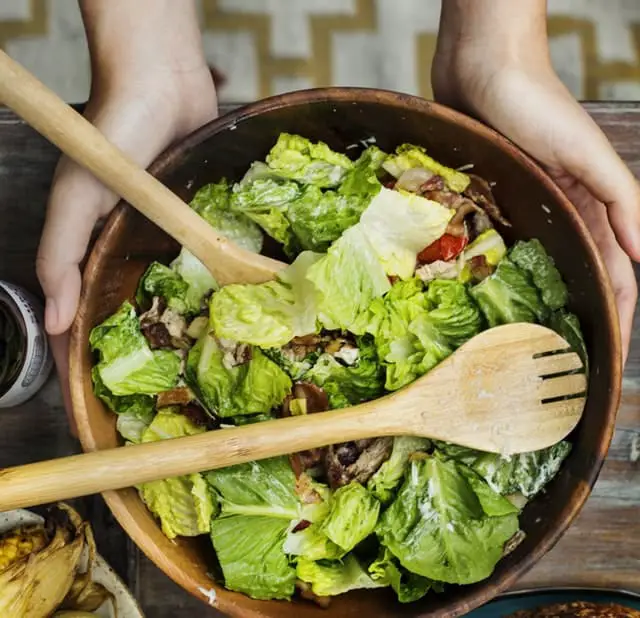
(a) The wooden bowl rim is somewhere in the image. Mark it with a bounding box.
[69,86,622,617]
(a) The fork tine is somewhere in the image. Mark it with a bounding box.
[539,373,587,400]
[535,351,584,376]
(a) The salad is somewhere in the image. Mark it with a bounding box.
[89,133,587,606]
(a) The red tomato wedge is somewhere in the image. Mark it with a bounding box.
[417,234,468,264]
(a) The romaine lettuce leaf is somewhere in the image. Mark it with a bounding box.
[367,436,431,503]
[296,554,385,597]
[470,257,548,327]
[321,483,380,552]
[189,179,264,253]
[136,262,190,314]
[287,186,369,252]
[339,145,387,197]
[307,225,391,333]
[206,457,300,600]
[369,548,436,603]
[359,187,453,279]
[170,248,219,309]
[138,410,215,539]
[283,523,343,561]
[376,457,519,585]
[230,176,301,255]
[90,301,181,396]
[509,239,568,310]
[302,338,385,409]
[382,144,470,193]
[265,133,353,188]
[435,440,572,499]
[210,251,322,347]
[185,333,291,418]
[548,309,588,369]
[459,229,507,283]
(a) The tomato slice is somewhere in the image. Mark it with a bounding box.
[417,234,468,264]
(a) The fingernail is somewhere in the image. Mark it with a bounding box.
[45,297,58,334]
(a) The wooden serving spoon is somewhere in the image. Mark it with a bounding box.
[0,323,587,511]
[0,49,285,286]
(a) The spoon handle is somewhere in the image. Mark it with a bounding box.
[0,49,283,285]
[0,404,401,511]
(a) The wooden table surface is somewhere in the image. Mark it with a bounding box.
[0,102,639,616]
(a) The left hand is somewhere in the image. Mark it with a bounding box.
[432,53,639,362]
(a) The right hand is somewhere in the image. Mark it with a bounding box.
[37,66,218,426]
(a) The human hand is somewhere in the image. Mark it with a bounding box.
[37,0,217,428]
[433,2,639,362]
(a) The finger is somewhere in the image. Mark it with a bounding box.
[49,331,78,436]
[556,176,637,363]
[37,157,114,335]
[549,98,640,262]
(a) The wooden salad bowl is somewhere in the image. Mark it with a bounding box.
[69,88,622,617]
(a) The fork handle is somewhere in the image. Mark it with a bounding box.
[0,404,400,511]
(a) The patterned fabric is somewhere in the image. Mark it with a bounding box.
[2,0,640,103]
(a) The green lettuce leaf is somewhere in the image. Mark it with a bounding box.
[138,410,215,539]
[230,176,301,254]
[261,347,320,382]
[359,187,453,279]
[382,144,470,193]
[321,483,380,552]
[369,548,436,603]
[136,262,190,314]
[206,457,300,600]
[185,333,291,418]
[170,248,219,309]
[470,257,548,327]
[287,185,370,252]
[302,337,385,409]
[548,309,588,370]
[307,225,391,333]
[210,251,322,348]
[89,301,181,396]
[509,239,568,310]
[296,554,385,597]
[189,179,264,253]
[376,457,519,585]
[459,229,507,283]
[367,436,431,503]
[339,145,387,197]
[265,133,353,188]
[435,440,572,499]
[283,523,343,561]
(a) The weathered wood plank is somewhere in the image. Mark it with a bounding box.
[0,103,639,614]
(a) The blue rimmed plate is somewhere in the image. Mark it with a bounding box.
[467,587,640,616]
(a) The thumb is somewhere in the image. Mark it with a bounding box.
[551,107,640,262]
[37,156,115,335]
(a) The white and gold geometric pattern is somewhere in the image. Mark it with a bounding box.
[2,0,640,103]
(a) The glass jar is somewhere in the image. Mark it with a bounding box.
[0,281,53,407]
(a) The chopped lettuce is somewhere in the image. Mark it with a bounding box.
[138,410,215,539]
[210,251,322,347]
[262,347,320,381]
[136,262,190,314]
[369,548,436,603]
[170,248,219,308]
[470,257,548,327]
[459,229,508,282]
[359,187,453,279]
[230,177,301,254]
[339,145,387,197]
[382,144,470,193]
[548,309,588,369]
[376,457,519,585]
[321,483,380,552]
[185,333,291,418]
[296,554,385,597]
[364,279,482,390]
[283,524,343,561]
[189,179,264,253]
[89,301,180,396]
[287,186,369,252]
[265,133,353,188]
[206,457,299,600]
[308,225,391,332]
[509,239,568,310]
[368,436,431,503]
[436,440,572,499]
[302,338,385,409]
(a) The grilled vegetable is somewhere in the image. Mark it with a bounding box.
[0,504,114,617]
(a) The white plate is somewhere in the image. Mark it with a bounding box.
[0,509,145,618]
